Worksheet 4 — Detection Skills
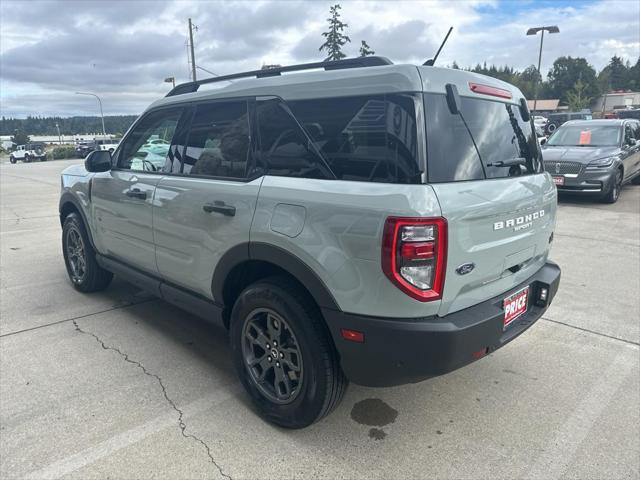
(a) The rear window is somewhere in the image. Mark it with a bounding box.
[424,93,541,182]
[288,94,422,184]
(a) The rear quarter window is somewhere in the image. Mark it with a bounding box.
[424,93,541,183]
[288,93,423,184]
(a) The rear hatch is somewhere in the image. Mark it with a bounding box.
[423,89,557,316]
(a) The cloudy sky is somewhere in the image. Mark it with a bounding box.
[1,0,638,118]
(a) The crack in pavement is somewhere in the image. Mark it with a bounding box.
[72,319,232,480]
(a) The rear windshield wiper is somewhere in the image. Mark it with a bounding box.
[486,157,527,168]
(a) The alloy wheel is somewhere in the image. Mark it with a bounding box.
[66,226,87,282]
[242,308,304,404]
[612,170,622,201]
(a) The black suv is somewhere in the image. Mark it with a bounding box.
[545,111,593,135]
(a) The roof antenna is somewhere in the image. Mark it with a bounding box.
[424,26,453,66]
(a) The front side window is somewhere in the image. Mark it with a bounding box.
[624,124,635,145]
[288,94,422,183]
[118,108,183,172]
[182,100,250,179]
[257,99,332,180]
[424,93,541,182]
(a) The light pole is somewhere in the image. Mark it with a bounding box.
[76,92,106,137]
[55,122,62,144]
[526,25,559,114]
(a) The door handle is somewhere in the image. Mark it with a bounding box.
[126,188,147,200]
[203,201,236,217]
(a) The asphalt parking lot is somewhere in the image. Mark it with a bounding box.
[1,158,638,480]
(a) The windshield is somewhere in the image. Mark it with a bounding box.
[424,93,541,182]
[547,125,621,147]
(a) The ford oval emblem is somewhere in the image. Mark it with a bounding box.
[456,263,475,275]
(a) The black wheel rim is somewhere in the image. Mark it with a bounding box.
[66,226,86,282]
[242,308,304,404]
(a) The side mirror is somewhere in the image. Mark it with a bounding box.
[540,137,547,145]
[85,150,112,172]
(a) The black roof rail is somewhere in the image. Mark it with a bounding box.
[165,56,394,97]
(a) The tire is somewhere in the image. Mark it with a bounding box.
[601,168,623,204]
[62,212,113,292]
[230,277,347,428]
[24,154,30,163]
[546,122,558,135]
[40,156,46,162]
[9,155,16,164]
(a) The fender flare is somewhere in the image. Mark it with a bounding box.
[59,192,97,249]
[211,242,340,311]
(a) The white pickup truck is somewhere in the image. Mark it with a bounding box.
[9,144,47,163]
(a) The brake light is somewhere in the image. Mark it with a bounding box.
[381,217,447,302]
[468,82,512,99]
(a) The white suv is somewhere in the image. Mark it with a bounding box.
[10,144,47,163]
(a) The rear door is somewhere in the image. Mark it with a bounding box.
[424,92,556,316]
[153,99,261,299]
[91,106,184,274]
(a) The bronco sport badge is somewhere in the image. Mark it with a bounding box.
[493,210,545,232]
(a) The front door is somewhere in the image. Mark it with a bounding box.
[622,122,640,180]
[153,99,261,300]
[91,107,184,274]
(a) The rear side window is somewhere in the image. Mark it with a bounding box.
[424,93,541,182]
[288,94,422,183]
[182,100,250,179]
[256,99,332,180]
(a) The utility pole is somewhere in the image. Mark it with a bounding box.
[188,18,197,82]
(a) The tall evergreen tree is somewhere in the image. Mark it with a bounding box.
[628,57,640,91]
[601,55,629,91]
[566,78,593,111]
[319,4,351,61]
[359,40,375,57]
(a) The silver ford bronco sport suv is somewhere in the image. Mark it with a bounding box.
[59,57,561,428]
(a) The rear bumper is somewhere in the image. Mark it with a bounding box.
[324,261,561,387]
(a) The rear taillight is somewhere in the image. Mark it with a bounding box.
[381,217,447,302]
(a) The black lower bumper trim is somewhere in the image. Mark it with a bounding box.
[323,261,561,387]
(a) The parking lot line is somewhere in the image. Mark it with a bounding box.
[25,386,241,480]
[524,345,638,480]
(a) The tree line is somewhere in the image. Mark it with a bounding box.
[1,115,137,138]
